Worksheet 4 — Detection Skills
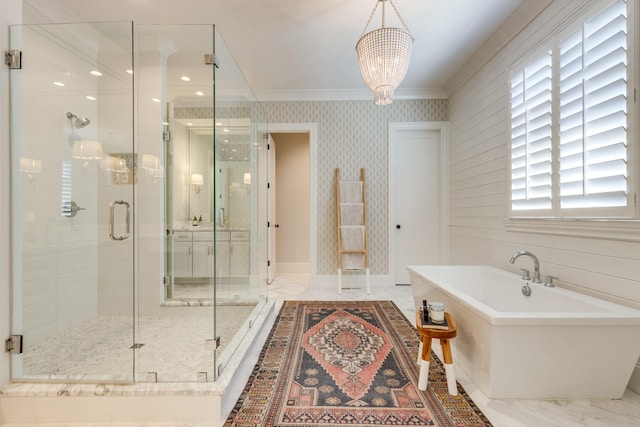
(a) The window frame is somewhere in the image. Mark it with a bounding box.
[507,0,638,223]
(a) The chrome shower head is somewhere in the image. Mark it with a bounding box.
[67,112,91,128]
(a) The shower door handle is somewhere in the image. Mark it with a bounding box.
[109,200,131,241]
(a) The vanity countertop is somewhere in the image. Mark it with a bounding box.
[172,224,248,232]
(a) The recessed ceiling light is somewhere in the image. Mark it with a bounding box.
[53,81,65,87]
[215,122,222,126]
[181,75,191,81]
[85,95,97,101]
[196,91,204,96]
[90,70,102,76]
[223,128,230,132]
[186,122,194,126]
[152,98,161,103]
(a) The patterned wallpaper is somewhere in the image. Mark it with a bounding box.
[263,99,448,275]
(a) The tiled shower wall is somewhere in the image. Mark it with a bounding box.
[263,99,448,275]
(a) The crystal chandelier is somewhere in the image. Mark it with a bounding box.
[356,0,413,105]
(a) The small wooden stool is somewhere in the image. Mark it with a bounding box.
[415,311,458,395]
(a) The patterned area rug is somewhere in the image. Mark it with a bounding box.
[225,300,492,426]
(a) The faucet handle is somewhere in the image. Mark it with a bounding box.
[520,268,531,281]
[544,275,558,287]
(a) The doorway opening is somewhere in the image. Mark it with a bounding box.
[267,123,317,285]
[270,132,310,275]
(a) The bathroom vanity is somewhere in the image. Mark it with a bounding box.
[172,228,249,281]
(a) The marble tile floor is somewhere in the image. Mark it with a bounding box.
[19,305,256,383]
[3,273,640,427]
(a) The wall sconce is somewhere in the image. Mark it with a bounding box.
[243,172,251,185]
[191,173,204,193]
[100,155,127,172]
[141,154,159,171]
[99,153,136,185]
[20,157,43,174]
[20,157,42,184]
[141,154,164,180]
[72,140,103,160]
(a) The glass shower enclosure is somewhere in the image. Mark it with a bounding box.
[9,22,268,383]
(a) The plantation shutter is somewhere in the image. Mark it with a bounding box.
[558,0,628,209]
[510,51,553,210]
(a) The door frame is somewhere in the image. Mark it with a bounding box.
[267,134,276,283]
[268,123,317,281]
[388,122,449,283]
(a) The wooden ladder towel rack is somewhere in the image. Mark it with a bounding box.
[336,168,370,294]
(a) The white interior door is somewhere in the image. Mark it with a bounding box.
[267,135,277,283]
[389,125,442,285]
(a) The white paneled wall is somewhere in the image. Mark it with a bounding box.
[449,0,640,305]
[447,0,640,387]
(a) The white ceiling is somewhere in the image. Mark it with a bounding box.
[25,0,527,101]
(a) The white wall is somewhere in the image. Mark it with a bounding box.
[446,0,640,389]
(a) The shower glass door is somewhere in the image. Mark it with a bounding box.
[9,22,135,381]
[135,24,217,382]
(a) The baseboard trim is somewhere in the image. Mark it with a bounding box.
[312,274,392,290]
[276,262,310,274]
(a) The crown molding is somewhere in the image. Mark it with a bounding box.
[255,87,448,102]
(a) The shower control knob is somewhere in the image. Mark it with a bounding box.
[396,224,401,229]
[66,201,86,218]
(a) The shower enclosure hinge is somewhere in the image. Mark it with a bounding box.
[5,335,23,354]
[4,50,21,69]
[204,53,219,68]
[163,130,171,142]
[163,275,171,285]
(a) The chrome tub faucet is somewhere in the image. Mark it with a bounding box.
[509,250,541,283]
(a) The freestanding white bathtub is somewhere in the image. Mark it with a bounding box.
[408,265,640,399]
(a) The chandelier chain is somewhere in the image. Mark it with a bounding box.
[360,0,412,37]
[388,0,412,36]
[360,0,381,37]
